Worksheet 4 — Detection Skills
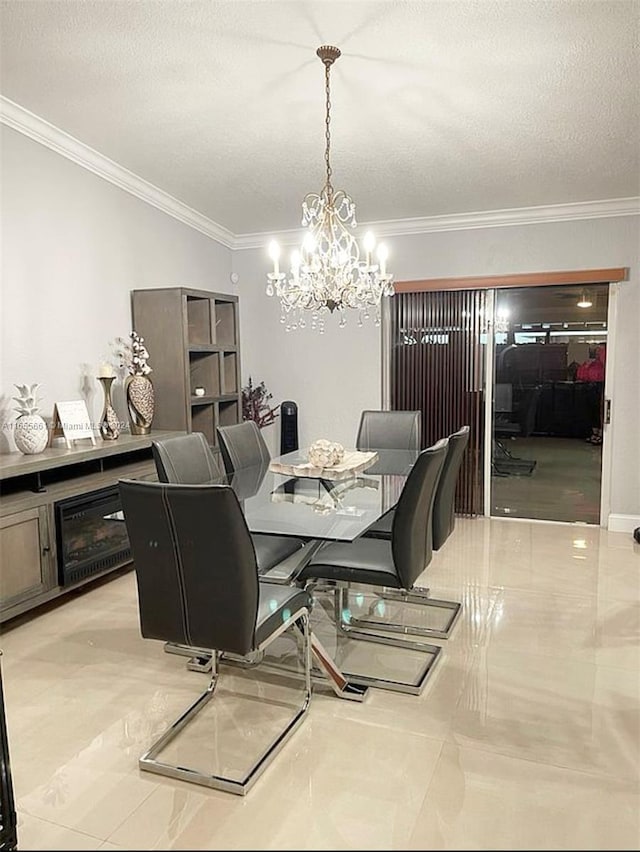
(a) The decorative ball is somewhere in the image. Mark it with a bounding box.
[308,439,345,468]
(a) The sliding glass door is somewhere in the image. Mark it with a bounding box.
[387,281,610,524]
[490,284,609,523]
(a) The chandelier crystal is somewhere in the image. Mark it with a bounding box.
[266,45,394,333]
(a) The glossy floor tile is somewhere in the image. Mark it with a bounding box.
[407,742,640,851]
[1,517,639,850]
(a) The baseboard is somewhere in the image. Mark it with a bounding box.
[607,513,640,533]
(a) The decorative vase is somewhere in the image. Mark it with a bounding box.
[97,376,120,440]
[125,374,154,435]
[14,414,49,454]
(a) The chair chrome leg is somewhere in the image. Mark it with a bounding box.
[186,654,214,672]
[163,644,265,672]
[330,587,444,695]
[222,649,265,668]
[140,610,312,796]
[164,642,214,671]
[337,624,443,696]
[140,652,220,777]
[338,587,443,650]
[381,584,432,601]
[355,585,463,640]
[163,641,202,658]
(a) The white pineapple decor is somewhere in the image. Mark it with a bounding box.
[13,383,49,454]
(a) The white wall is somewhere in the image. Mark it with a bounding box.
[234,216,640,522]
[1,126,233,449]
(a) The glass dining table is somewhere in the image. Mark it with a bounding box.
[218,447,421,701]
[227,447,418,541]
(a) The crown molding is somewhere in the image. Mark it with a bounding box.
[0,96,235,248]
[3,97,637,252]
[233,197,640,250]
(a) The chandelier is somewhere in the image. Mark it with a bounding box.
[266,45,394,333]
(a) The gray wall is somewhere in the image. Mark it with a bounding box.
[234,216,640,523]
[1,126,233,447]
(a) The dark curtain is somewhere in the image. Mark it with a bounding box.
[390,289,487,516]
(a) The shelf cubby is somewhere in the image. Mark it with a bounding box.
[218,399,239,428]
[222,352,238,394]
[191,402,217,446]
[215,301,236,346]
[189,351,221,398]
[187,296,213,345]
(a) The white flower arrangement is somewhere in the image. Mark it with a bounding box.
[111,331,152,377]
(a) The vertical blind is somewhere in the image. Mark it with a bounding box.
[390,289,487,516]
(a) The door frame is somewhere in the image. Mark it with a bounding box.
[483,290,496,518]
[599,281,619,527]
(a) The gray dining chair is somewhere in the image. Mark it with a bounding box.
[359,426,468,639]
[152,431,222,485]
[119,478,313,796]
[356,409,422,452]
[367,425,469,541]
[356,409,421,541]
[152,432,306,576]
[217,420,271,475]
[432,425,470,550]
[152,432,309,669]
[296,438,449,694]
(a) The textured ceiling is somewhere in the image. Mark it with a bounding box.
[1,0,639,235]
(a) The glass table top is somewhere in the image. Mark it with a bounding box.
[224,448,419,543]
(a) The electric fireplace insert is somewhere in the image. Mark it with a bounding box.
[55,485,131,587]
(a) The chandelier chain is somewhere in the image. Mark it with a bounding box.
[324,61,333,197]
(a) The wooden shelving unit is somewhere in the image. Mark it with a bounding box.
[131,287,242,452]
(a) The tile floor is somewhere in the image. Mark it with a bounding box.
[1,517,639,850]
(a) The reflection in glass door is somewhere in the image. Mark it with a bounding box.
[490,284,609,523]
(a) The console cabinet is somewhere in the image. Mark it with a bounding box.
[0,432,180,624]
[0,506,53,614]
[131,287,242,455]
